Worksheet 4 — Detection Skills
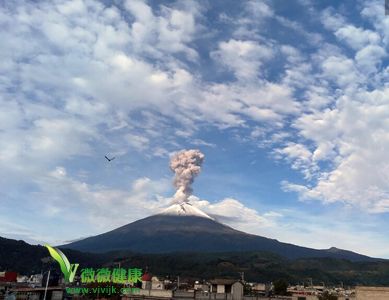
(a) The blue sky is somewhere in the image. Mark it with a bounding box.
[1,0,389,257]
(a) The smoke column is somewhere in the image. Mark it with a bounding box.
[170,149,205,203]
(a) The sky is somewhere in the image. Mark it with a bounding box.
[1,0,389,257]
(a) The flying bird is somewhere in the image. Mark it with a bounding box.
[105,155,115,162]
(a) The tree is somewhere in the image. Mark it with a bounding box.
[318,291,338,300]
[243,282,252,295]
[273,279,289,295]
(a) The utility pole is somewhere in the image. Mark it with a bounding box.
[306,278,313,287]
[43,270,50,300]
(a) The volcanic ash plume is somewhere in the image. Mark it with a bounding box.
[170,149,205,203]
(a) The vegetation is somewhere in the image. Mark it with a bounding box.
[318,291,338,300]
[273,279,289,295]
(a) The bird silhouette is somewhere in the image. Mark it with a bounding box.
[105,155,115,162]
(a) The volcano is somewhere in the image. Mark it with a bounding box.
[62,203,373,261]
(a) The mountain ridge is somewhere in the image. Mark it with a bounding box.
[62,207,374,262]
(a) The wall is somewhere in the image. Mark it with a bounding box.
[138,289,173,298]
[231,282,243,300]
[356,286,389,300]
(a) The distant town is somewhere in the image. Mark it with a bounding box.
[1,269,388,300]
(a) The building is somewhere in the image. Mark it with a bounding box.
[251,282,271,295]
[209,279,244,300]
[194,281,209,292]
[141,272,152,290]
[0,272,17,282]
[151,276,165,290]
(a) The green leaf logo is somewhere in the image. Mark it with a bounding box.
[45,245,79,283]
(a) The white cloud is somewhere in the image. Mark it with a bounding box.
[264,208,389,257]
[280,45,304,64]
[190,139,216,148]
[355,44,386,74]
[245,1,273,19]
[274,3,389,215]
[275,16,323,45]
[283,85,389,212]
[32,168,172,234]
[124,0,200,61]
[189,196,280,233]
[275,143,318,179]
[212,39,274,80]
[0,0,308,184]
[335,25,380,50]
[126,133,150,152]
[321,55,362,87]
[0,219,54,245]
[321,8,345,31]
[361,0,389,45]
[0,0,307,185]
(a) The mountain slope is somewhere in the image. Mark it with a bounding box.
[62,211,374,261]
